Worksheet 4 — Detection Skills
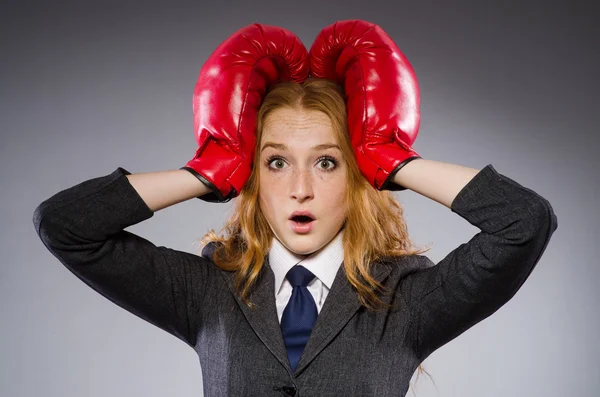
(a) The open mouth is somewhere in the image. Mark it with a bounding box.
[291,215,314,223]
[289,215,315,233]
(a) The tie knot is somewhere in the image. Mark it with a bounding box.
[286,265,316,287]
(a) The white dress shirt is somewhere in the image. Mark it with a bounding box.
[268,229,344,324]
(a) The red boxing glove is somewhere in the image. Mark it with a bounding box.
[182,24,309,202]
[309,20,421,191]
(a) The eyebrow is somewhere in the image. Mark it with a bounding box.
[261,142,341,152]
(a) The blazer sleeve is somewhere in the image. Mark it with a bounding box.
[409,164,558,361]
[32,167,210,348]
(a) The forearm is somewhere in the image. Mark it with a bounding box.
[393,158,481,208]
[126,169,212,212]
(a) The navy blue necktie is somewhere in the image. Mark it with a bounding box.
[281,265,318,372]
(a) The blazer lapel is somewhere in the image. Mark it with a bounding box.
[203,241,394,376]
[218,255,293,374]
[293,260,393,375]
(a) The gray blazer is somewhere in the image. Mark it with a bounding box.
[33,164,558,396]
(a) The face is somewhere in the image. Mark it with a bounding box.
[258,107,348,257]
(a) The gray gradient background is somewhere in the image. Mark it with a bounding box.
[2,0,598,396]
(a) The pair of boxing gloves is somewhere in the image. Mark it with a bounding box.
[181,20,421,203]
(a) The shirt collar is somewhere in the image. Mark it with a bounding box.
[269,229,344,296]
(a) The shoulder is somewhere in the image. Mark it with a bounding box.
[383,254,434,275]
[381,254,436,294]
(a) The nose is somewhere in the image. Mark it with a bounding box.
[290,168,314,201]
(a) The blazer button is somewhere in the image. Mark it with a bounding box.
[281,385,297,396]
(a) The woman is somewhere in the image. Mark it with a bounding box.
[33,21,558,396]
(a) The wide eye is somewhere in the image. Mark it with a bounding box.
[265,155,338,172]
[264,155,286,170]
[318,158,336,170]
[271,158,285,169]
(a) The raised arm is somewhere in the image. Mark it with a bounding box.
[397,160,558,361]
[125,168,211,211]
[33,167,213,347]
[392,158,480,208]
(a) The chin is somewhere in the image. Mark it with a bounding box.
[269,221,343,256]
[285,237,326,256]
[286,242,316,256]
